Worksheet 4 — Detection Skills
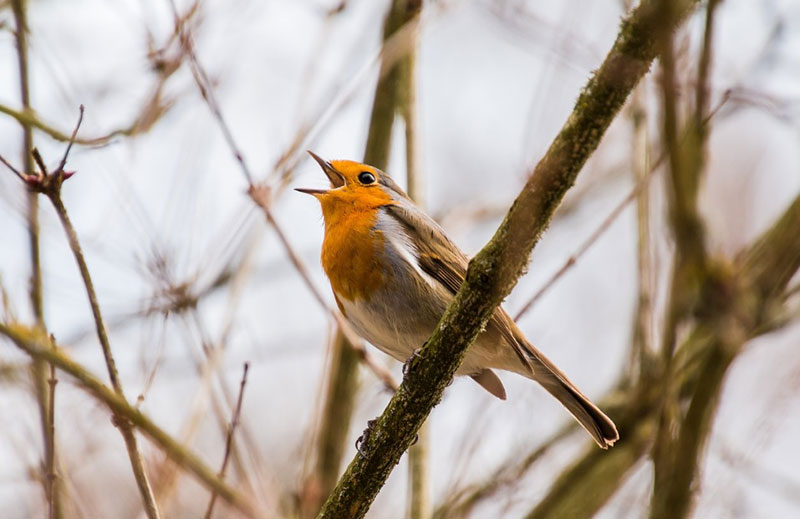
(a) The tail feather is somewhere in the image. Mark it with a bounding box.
[524,345,619,449]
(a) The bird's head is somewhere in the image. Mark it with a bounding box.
[296,151,408,220]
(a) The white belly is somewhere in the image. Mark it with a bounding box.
[338,294,430,363]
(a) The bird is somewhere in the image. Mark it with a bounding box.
[296,151,618,449]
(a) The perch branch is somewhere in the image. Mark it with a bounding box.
[204,362,250,519]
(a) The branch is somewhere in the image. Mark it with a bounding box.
[10,1,61,514]
[0,324,259,518]
[628,82,654,379]
[396,6,430,516]
[318,1,700,517]
[0,95,174,147]
[204,362,250,519]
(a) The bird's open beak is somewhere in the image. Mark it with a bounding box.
[295,151,346,196]
[294,187,328,195]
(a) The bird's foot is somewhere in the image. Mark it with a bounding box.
[402,342,427,377]
[355,418,378,459]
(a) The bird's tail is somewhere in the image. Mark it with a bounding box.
[522,342,619,449]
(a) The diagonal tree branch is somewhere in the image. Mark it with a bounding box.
[318,1,700,517]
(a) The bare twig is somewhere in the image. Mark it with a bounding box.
[9,1,61,516]
[46,361,57,519]
[396,4,431,516]
[629,84,654,379]
[0,95,175,147]
[515,185,641,321]
[146,310,265,513]
[168,0,254,185]
[434,424,575,519]
[204,362,250,519]
[695,0,720,127]
[514,150,663,321]
[55,106,84,174]
[0,155,26,182]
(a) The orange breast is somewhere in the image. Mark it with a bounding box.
[320,207,388,302]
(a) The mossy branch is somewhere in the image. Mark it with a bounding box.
[317,1,699,517]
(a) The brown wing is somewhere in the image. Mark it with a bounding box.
[384,203,532,373]
[384,203,618,447]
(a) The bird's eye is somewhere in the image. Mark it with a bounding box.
[358,171,376,184]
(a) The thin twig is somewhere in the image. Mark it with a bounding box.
[0,155,26,181]
[204,362,250,519]
[434,423,576,519]
[0,99,172,147]
[50,196,161,519]
[514,155,660,321]
[56,105,84,174]
[695,0,720,127]
[168,0,254,185]
[397,3,431,517]
[629,83,654,379]
[46,360,57,519]
[146,311,262,513]
[10,1,61,515]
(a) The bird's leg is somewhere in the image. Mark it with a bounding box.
[355,418,378,458]
[402,341,427,377]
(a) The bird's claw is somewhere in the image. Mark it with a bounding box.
[402,342,427,377]
[355,418,378,458]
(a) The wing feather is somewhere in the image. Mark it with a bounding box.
[384,202,533,373]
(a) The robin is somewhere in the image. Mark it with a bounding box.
[297,151,618,448]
